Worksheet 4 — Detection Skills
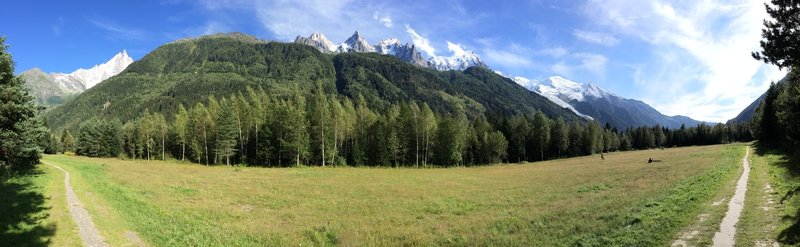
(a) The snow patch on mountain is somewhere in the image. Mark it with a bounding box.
[536,76,586,103]
[510,76,593,120]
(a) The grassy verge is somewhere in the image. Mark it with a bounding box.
[0,165,81,246]
[740,146,800,245]
[45,144,743,246]
[667,145,745,246]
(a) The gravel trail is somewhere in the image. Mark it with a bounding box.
[44,161,108,247]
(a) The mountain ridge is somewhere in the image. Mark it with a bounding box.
[294,31,485,71]
[514,75,705,129]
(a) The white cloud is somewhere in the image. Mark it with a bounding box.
[572,29,620,46]
[404,25,437,57]
[446,41,467,57]
[585,0,786,122]
[373,12,393,28]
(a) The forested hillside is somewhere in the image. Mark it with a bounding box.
[45,33,579,133]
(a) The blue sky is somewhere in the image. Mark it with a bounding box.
[0,0,785,122]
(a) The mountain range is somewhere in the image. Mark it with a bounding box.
[19,51,133,107]
[294,31,704,129]
[44,33,580,132]
[512,75,705,129]
[295,31,486,71]
[27,31,709,131]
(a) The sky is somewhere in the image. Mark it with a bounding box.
[0,0,786,122]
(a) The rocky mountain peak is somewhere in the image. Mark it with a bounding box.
[342,31,375,53]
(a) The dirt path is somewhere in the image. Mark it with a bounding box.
[712,146,750,246]
[44,161,109,247]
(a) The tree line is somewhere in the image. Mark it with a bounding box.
[42,83,753,167]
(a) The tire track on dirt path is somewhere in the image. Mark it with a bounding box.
[712,146,750,247]
[44,161,109,247]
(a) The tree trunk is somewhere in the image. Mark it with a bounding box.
[254,123,259,165]
[332,130,337,166]
[321,127,326,167]
[203,127,209,165]
[237,117,243,163]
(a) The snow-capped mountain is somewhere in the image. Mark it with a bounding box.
[294,31,486,71]
[511,76,593,120]
[513,75,704,129]
[20,50,133,107]
[427,50,486,71]
[374,38,429,67]
[51,50,134,90]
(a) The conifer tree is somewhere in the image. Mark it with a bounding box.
[752,0,800,69]
[550,118,569,158]
[0,37,46,173]
[61,129,75,153]
[215,99,238,165]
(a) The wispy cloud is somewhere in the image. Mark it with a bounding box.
[585,0,786,122]
[89,19,148,40]
[572,29,620,46]
[373,11,393,28]
[538,47,567,57]
[51,17,65,37]
[483,48,534,68]
[574,53,608,77]
[405,25,436,57]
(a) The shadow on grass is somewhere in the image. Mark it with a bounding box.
[0,169,56,247]
[754,142,800,245]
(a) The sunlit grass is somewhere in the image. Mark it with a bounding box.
[43,143,745,246]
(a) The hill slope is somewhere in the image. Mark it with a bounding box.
[46,33,580,131]
[727,75,788,124]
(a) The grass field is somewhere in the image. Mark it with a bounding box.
[36,143,746,246]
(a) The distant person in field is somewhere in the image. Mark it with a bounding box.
[601,153,605,160]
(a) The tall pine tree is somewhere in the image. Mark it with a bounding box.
[0,37,46,173]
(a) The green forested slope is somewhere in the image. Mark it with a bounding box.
[46,33,579,132]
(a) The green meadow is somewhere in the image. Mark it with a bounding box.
[27,143,745,246]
